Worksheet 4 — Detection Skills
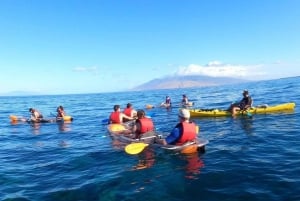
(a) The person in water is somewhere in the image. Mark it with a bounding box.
[29,108,44,122]
[156,108,197,145]
[123,103,137,119]
[228,90,253,116]
[109,105,135,124]
[131,110,155,139]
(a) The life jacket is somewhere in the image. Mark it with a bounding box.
[239,96,252,109]
[136,118,154,135]
[123,108,132,117]
[166,98,171,104]
[175,121,196,145]
[110,111,121,123]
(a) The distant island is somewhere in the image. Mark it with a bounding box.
[131,75,250,91]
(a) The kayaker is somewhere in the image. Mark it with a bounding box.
[160,96,172,108]
[123,103,137,120]
[228,90,253,116]
[56,105,65,118]
[181,94,189,106]
[109,105,134,124]
[156,108,197,145]
[131,110,155,139]
[29,108,44,122]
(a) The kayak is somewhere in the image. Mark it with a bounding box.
[189,102,296,117]
[10,115,73,123]
[107,123,158,144]
[108,123,208,154]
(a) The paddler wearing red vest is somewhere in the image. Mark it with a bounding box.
[123,103,137,122]
[156,108,197,145]
[109,105,135,124]
[131,110,155,139]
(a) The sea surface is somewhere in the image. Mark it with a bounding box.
[0,77,299,201]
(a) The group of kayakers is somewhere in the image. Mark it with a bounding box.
[28,105,67,123]
[108,89,253,146]
[109,102,198,146]
[160,94,191,108]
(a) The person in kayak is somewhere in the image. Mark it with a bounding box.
[131,110,155,139]
[29,108,44,122]
[182,94,189,105]
[123,103,137,120]
[160,96,172,108]
[109,105,135,124]
[156,108,197,145]
[56,105,65,118]
[228,90,253,116]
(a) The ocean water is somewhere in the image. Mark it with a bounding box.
[0,77,299,201]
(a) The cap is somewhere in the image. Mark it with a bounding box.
[178,108,190,119]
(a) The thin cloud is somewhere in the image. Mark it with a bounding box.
[174,61,266,78]
[73,66,98,73]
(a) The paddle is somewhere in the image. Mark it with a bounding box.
[125,142,149,155]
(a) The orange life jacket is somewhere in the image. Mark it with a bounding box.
[136,118,154,135]
[175,121,196,145]
[110,111,121,123]
[123,108,132,117]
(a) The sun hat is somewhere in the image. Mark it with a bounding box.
[178,108,190,119]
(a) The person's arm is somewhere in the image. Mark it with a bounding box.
[121,113,134,121]
[156,127,181,145]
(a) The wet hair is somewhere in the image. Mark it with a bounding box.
[137,110,145,118]
[243,90,249,95]
[113,105,120,111]
[29,108,33,112]
[126,103,132,108]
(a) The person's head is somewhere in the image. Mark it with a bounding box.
[29,108,34,113]
[243,90,249,97]
[57,105,64,112]
[113,105,120,111]
[166,96,170,99]
[183,94,186,98]
[178,108,190,121]
[126,103,132,108]
[137,110,145,119]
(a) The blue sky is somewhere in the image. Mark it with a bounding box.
[0,0,299,95]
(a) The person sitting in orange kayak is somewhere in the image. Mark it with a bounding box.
[123,103,137,121]
[109,105,134,124]
[156,108,197,145]
[132,110,155,139]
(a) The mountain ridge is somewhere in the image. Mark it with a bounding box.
[132,75,250,91]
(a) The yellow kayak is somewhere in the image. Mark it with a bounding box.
[189,102,296,117]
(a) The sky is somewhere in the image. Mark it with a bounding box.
[0,0,299,95]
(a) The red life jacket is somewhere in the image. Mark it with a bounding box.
[123,108,132,117]
[110,111,121,123]
[175,121,197,145]
[136,118,154,135]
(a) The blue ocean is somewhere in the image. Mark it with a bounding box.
[0,77,299,201]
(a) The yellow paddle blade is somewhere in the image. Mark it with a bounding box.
[125,143,149,155]
[10,115,18,122]
[109,124,126,132]
[145,104,154,109]
[195,125,199,134]
[63,116,73,121]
